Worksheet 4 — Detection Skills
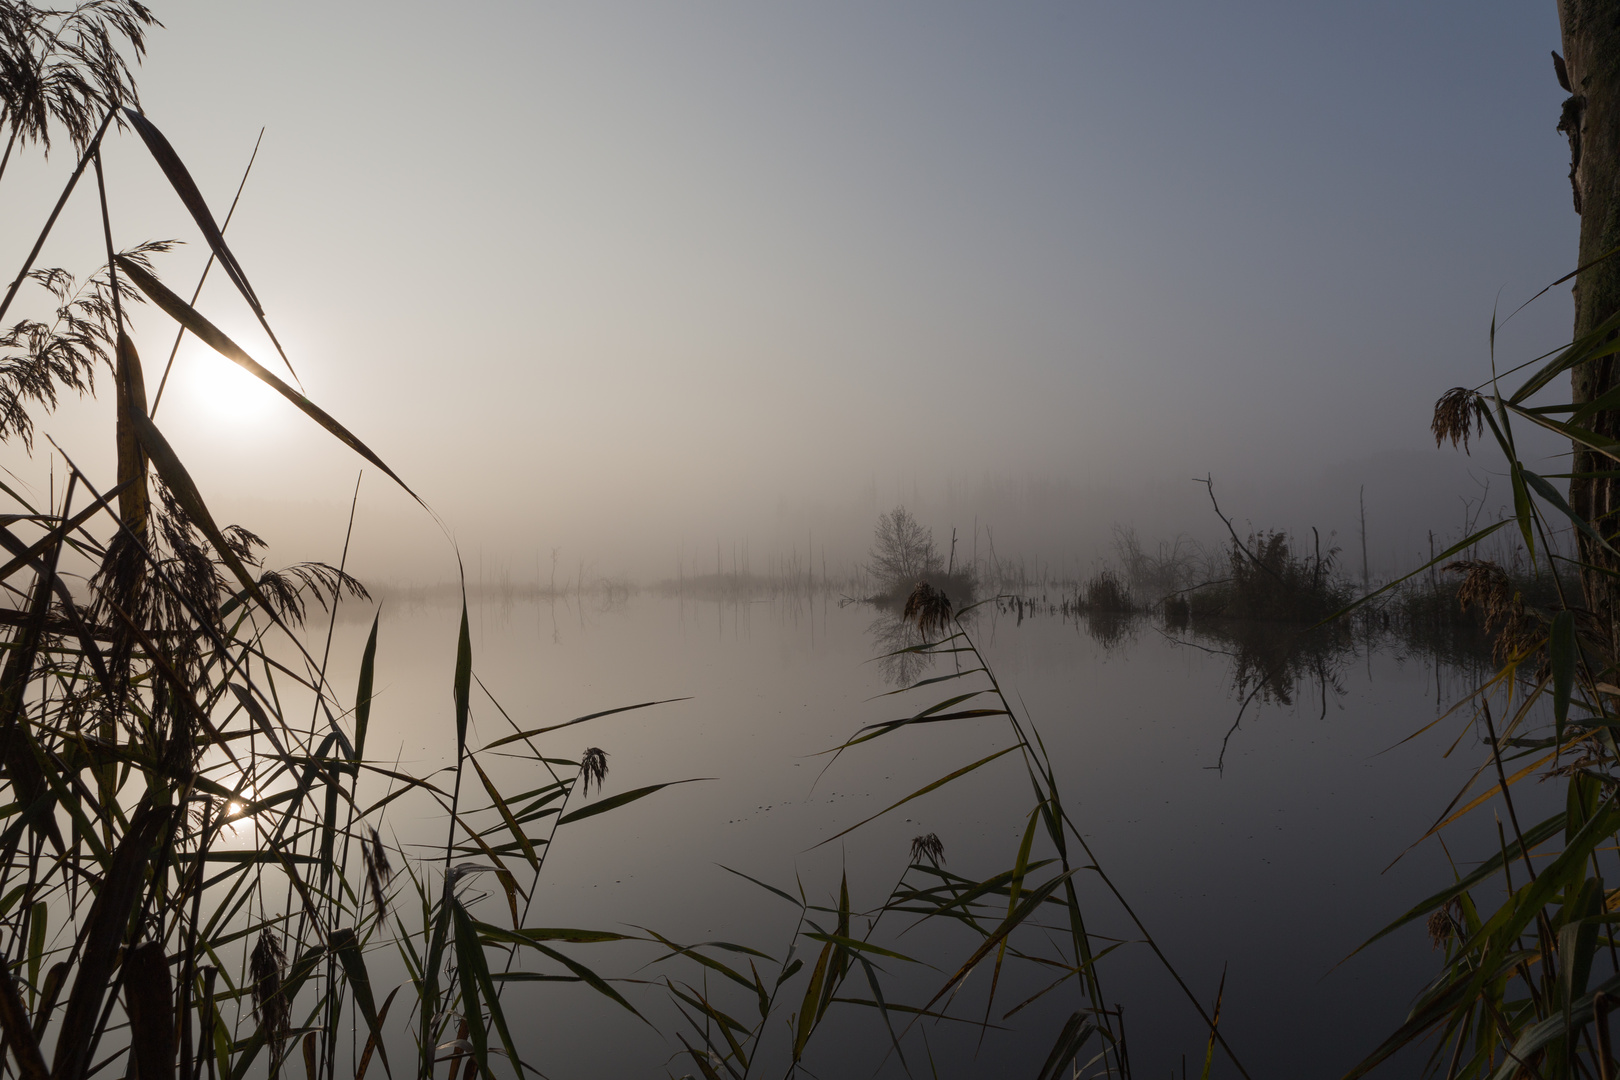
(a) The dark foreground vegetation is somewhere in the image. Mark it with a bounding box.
[3,3,1620,1080]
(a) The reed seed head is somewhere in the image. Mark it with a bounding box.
[903,581,953,637]
[367,826,391,881]
[581,747,609,797]
[910,832,945,865]
[1449,560,1539,666]
[1426,900,1461,949]
[362,826,391,918]
[1432,388,1481,454]
[1450,561,1517,634]
[249,932,289,1053]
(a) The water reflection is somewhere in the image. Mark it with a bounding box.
[867,611,932,686]
[861,586,1499,775]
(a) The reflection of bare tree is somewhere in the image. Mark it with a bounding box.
[869,612,933,686]
[1183,622,1351,770]
[1219,623,1348,709]
[1083,608,1134,650]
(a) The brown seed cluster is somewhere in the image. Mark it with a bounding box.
[362,826,392,918]
[1427,899,1463,949]
[910,833,945,865]
[581,747,609,797]
[1432,387,1482,453]
[903,581,954,638]
[1450,560,1539,666]
[250,932,289,1060]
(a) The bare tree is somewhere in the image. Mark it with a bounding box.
[869,506,941,589]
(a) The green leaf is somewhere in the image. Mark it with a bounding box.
[470,755,539,870]
[26,901,45,1004]
[122,110,266,316]
[812,746,1020,849]
[1520,467,1619,557]
[557,779,711,825]
[449,899,492,1079]
[511,927,628,943]
[717,866,803,909]
[1552,609,1575,743]
[1354,811,1564,952]
[1509,462,1536,562]
[1510,304,1620,403]
[923,869,1081,1015]
[121,108,311,389]
[480,698,689,750]
[1502,405,1620,466]
[801,933,920,965]
[454,597,472,756]
[1315,518,1514,626]
[530,941,645,1020]
[793,940,833,1062]
[354,609,380,763]
[1035,1013,1096,1080]
[330,928,389,1079]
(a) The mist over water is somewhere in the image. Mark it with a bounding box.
[0,2,1595,1077]
[1,2,1573,588]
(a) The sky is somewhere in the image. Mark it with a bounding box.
[2,2,1579,582]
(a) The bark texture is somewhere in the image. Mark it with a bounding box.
[1560,1,1620,657]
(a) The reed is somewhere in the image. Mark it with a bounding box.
[0,20,724,1080]
[1332,252,1620,1077]
[660,580,1250,1079]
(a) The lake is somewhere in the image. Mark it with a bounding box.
[299,587,1524,1078]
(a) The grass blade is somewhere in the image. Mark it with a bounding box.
[812,746,1019,849]
[116,257,417,503]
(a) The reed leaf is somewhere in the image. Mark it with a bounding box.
[115,258,417,502]
[812,746,1019,849]
[1551,609,1575,742]
[556,778,711,825]
[330,929,389,1079]
[469,755,538,871]
[480,698,690,750]
[0,960,47,1080]
[1508,305,1620,403]
[477,921,643,1021]
[354,609,379,763]
[454,599,471,756]
[354,985,399,1080]
[1033,1013,1096,1080]
[123,941,175,1080]
[921,869,1080,1016]
[792,940,832,1062]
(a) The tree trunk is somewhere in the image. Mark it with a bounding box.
[1559,2,1620,658]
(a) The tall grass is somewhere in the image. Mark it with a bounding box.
[0,35,726,1080]
[1329,255,1620,1077]
[662,580,1250,1079]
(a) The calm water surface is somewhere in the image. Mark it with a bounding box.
[308,591,1517,1078]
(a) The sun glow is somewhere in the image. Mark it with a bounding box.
[174,353,280,426]
[211,786,260,844]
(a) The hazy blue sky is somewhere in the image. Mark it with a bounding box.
[5,2,1577,579]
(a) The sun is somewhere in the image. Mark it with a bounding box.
[173,351,279,425]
